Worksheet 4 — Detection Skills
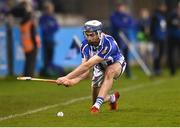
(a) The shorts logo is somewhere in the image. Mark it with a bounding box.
[101,46,108,54]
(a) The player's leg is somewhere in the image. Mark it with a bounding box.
[92,84,117,104]
[91,62,122,113]
[91,75,111,104]
[99,62,122,98]
[91,66,104,106]
[91,90,120,113]
[91,79,102,113]
[91,86,100,104]
[107,61,126,110]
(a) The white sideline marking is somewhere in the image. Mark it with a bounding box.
[0,78,176,122]
[0,96,91,122]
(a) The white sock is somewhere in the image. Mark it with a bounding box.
[93,97,104,109]
[93,103,100,109]
[110,94,116,103]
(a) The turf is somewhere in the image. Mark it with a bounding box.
[0,68,180,126]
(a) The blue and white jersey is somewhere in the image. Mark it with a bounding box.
[81,33,125,68]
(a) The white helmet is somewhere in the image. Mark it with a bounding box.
[84,20,103,32]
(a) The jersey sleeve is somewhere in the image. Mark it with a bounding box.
[80,40,90,59]
[97,37,112,59]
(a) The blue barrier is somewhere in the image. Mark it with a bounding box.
[0,26,8,77]
[12,26,24,75]
[53,27,84,68]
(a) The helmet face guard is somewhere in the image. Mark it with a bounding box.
[83,30,101,39]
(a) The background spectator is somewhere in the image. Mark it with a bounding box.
[150,2,167,76]
[110,2,135,78]
[39,1,59,76]
[137,8,153,68]
[167,2,180,76]
[19,1,41,76]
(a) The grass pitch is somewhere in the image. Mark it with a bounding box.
[0,68,180,126]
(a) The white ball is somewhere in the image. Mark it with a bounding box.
[57,111,64,117]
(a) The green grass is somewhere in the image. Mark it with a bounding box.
[0,68,180,126]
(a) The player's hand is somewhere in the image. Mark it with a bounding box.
[56,77,67,86]
[56,77,71,87]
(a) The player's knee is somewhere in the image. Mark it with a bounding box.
[105,68,116,79]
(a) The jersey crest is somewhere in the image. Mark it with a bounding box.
[101,46,108,54]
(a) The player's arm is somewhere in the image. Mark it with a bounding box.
[56,55,104,86]
[65,58,88,79]
[65,59,90,86]
[66,55,103,79]
[75,59,90,79]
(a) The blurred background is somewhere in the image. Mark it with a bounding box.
[0,0,179,78]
